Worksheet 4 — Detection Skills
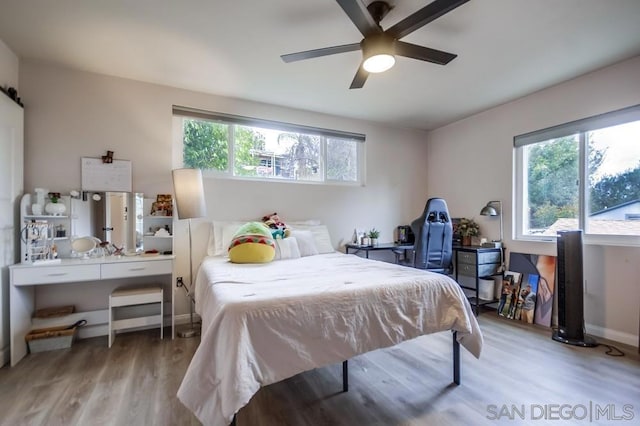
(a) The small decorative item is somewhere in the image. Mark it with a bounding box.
[368,228,380,246]
[102,150,114,164]
[34,187,48,207]
[454,218,479,246]
[31,203,43,215]
[151,194,173,216]
[45,192,67,216]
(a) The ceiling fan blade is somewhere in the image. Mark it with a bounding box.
[336,0,382,37]
[395,41,457,65]
[349,64,369,89]
[386,0,470,40]
[281,43,361,63]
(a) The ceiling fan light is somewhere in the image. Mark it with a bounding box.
[363,54,395,73]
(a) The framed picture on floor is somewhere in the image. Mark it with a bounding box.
[499,271,521,319]
[508,252,556,326]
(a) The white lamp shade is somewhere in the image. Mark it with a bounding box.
[172,168,207,220]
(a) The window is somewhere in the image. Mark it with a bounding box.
[515,105,640,244]
[173,107,365,185]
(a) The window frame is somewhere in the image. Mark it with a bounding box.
[173,106,365,186]
[514,104,640,247]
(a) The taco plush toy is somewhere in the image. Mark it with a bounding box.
[228,222,276,263]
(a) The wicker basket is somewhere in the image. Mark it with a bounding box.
[25,324,78,353]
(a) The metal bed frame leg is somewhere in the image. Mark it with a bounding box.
[342,360,349,392]
[453,331,460,385]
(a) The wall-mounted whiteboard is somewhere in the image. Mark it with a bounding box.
[81,157,132,192]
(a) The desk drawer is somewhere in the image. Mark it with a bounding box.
[12,265,100,286]
[457,262,499,277]
[457,251,501,265]
[101,260,172,279]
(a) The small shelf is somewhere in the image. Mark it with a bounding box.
[24,215,69,220]
[144,235,172,239]
[144,216,173,219]
[467,296,499,306]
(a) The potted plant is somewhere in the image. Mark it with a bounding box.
[455,218,479,245]
[45,192,67,216]
[368,228,380,246]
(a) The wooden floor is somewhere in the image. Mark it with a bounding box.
[1,315,638,426]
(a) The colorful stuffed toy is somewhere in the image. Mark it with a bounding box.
[228,222,275,263]
[261,212,291,239]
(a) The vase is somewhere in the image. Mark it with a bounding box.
[45,202,66,216]
[31,203,43,216]
[461,236,472,246]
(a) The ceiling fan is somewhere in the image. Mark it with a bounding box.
[281,0,470,89]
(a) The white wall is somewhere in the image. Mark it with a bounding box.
[0,38,19,90]
[19,61,430,317]
[426,55,640,347]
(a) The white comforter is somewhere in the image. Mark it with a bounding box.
[178,253,483,426]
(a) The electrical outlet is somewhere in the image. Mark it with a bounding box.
[176,276,184,287]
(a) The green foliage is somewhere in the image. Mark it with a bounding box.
[527,137,579,228]
[590,166,640,212]
[527,133,639,228]
[368,228,380,238]
[532,201,577,228]
[182,120,265,175]
[182,119,359,184]
[455,218,480,237]
[233,126,265,177]
[182,119,228,170]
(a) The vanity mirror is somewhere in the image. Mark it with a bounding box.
[20,191,148,261]
[77,192,144,252]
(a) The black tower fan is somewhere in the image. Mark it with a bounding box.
[552,230,597,346]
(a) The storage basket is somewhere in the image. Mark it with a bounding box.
[25,320,84,353]
[478,278,495,301]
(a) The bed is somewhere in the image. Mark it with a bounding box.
[177,247,483,426]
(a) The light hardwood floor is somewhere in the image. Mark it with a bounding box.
[1,315,638,426]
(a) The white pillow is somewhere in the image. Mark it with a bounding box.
[274,237,301,260]
[289,223,335,254]
[207,221,246,256]
[290,230,319,257]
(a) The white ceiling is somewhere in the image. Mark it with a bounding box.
[1,0,639,131]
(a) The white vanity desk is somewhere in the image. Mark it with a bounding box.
[9,254,174,366]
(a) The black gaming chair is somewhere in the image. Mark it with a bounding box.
[410,198,453,274]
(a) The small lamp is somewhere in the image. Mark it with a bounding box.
[479,200,503,245]
[172,168,207,338]
[480,200,504,273]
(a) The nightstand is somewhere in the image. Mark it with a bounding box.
[453,246,502,315]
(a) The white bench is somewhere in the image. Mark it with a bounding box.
[109,286,163,348]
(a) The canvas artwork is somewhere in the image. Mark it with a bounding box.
[498,271,521,318]
[508,252,556,326]
[513,273,540,323]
